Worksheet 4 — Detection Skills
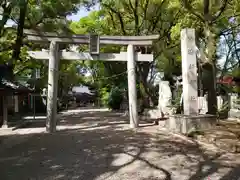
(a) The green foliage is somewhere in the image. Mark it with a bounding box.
[0,0,240,111]
[0,0,96,95]
[107,86,124,110]
[99,87,110,107]
[99,86,124,109]
[58,60,84,97]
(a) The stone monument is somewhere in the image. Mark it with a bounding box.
[158,81,172,115]
[163,28,216,134]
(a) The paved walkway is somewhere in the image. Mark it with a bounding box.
[0,109,240,180]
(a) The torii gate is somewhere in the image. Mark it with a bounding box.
[24,30,159,132]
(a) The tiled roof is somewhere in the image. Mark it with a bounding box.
[0,79,33,92]
[0,64,32,92]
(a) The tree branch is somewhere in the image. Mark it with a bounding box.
[0,1,12,36]
[212,0,229,22]
[204,0,210,15]
[221,34,234,76]
[231,27,240,66]
[108,12,116,29]
[150,0,167,32]
[25,14,46,29]
[11,0,28,65]
[134,0,139,35]
[14,63,31,75]
[181,0,205,22]
[139,0,150,30]
[219,23,240,36]
[102,3,127,35]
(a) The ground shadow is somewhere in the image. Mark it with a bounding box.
[0,110,239,179]
[190,120,240,153]
[12,109,156,130]
[0,126,172,180]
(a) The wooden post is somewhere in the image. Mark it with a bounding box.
[181,29,198,115]
[127,44,138,128]
[46,41,59,133]
[14,95,19,113]
[2,95,8,128]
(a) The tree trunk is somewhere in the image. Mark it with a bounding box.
[137,63,155,107]
[205,63,217,114]
[0,95,3,126]
[204,25,218,115]
[0,2,12,36]
[11,0,28,65]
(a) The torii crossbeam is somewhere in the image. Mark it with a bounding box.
[28,51,154,61]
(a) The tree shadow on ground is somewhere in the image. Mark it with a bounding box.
[190,120,240,153]
[0,127,172,180]
[155,135,240,180]
[0,111,239,180]
[12,110,156,130]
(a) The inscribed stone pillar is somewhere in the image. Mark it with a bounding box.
[181,29,198,115]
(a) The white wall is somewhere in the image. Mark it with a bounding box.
[72,85,93,94]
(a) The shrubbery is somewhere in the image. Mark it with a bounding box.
[100,86,124,110]
[108,86,124,110]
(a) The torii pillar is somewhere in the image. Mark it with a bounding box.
[46,41,59,132]
[127,44,138,128]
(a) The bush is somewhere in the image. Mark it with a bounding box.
[99,87,110,107]
[107,86,124,110]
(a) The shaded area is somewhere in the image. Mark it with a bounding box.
[10,109,156,130]
[0,110,239,180]
[190,120,240,153]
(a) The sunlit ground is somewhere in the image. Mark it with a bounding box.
[0,108,239,180]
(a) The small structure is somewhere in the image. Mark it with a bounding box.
[0,65,33,127]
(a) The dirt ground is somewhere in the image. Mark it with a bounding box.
[189,120,240,154]
[0,108,240,180]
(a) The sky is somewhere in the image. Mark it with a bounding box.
[67,5,100,21]
[67,10,89,21]
[3,4,99,25]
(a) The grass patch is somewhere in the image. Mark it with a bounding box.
[187,130,205,138]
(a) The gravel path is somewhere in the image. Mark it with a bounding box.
[0,109,239,180]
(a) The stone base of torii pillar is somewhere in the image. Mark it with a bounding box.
[160,28,217,134]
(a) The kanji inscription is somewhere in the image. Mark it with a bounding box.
[181,29,198,115]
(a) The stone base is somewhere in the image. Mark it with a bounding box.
[229,109,240,119]
[142,108,175,119]
[163,114,217,134]
[143,109,161,119]
[1,124,8,129]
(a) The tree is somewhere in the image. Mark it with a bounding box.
[179,0,237,114]
[0,0,95,77]
[97,0,182,105]
[0,1,13,36]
